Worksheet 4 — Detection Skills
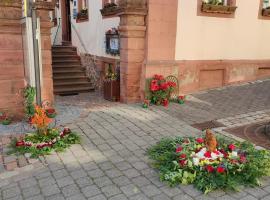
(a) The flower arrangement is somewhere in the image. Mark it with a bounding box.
[142,99,150,108]
[148,130,270,194]
[149,74,177,107]
[178,95,185,104]
[30,105,52,135]
[0,112,12,125]
[12,127,80,158]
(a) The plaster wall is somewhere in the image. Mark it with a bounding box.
[175,0,270,60]
[70,0,120,57]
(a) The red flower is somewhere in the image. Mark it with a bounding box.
[178,95,185,100]
[16,141,25,147]
[163,99,169,107]
[196,138,204,143]
[240,155,247,163]
[179,160,187,167]
[204,151,212,158]
[46,108,56,114]
[160,83,169,91]
[217,166,225,173]
[150,80,159,92]
[228,144,236,151]
[154,74,164,80]
[206,165,214,173]
[180,154,187,159]
[176,146,183,153]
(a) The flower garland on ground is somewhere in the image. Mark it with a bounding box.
[10,105,80,158]
[148,132,270,194]
[149,74,177,107]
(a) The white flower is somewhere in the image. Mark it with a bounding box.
[232,151,238,157]
[193,157,200,166]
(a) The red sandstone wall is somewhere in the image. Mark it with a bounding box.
[0,4,25,118]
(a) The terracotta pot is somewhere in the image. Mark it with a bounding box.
[103,80,120,102]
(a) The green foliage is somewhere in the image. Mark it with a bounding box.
[147,136,270,194]
[9,129,80,158]
[23,86,36,118]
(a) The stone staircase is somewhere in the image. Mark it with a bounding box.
[52,45,94,95]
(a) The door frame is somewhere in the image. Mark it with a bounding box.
[61,0,72,42]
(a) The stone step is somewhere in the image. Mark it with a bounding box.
[53,80,90,86]
[53,71,86,76]
[52,55,80,59]
[53,68,85,73]
[54,86,94,95]
[53,75,89,81]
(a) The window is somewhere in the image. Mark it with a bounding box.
[260,0,270,18]
[197,0,237,18]
[76,0,88,22]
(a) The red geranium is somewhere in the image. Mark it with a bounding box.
[16,141,25,147]
[176,146,183,153]
[228,144,236,151]
[204,151,212,158]
[154,74,164,80]
[150,80,159,92]
[206,165,214,173]
[196,138,204,143]
[180,154,187,159]
[163,99,169,107]
[160,83,169,91]
[46,108,56,114]
[217,166,225,173]
[179,160,187,167]
[178,95,185,100]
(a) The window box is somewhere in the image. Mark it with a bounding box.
[201,3,237,14]
[76,8,88,22]
[262,7,270,16]
[100,3,120,16]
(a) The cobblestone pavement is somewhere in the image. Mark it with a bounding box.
[1,81,270,200]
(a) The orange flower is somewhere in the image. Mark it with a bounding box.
[31,105,52,134]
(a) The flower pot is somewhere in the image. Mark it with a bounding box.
[2,119,11,125]
[103,80,120,101]
[178,100,185,105]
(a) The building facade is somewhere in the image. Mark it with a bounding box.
[53,0,270,102]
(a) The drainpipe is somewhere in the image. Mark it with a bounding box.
[29,0,42,106]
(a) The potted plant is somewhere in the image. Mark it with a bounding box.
[103,64,120,102]
[142,99,150,108]
[178,95,185,104]
[0,112,12,125]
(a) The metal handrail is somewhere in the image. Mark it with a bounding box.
[53,17,61,46]
[70,18,88,53]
